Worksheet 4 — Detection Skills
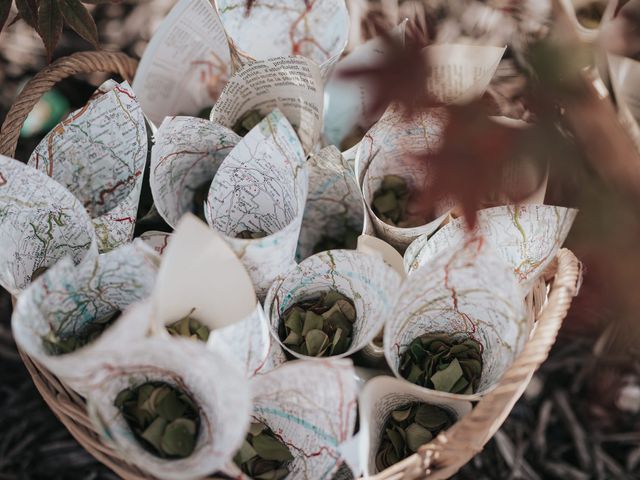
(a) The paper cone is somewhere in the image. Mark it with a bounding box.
[205,110,308,298]
[264,249,402,360]
[385,237,528,399]
[87,336,251,480]
[150,116,240,228]
[28,80,148,252]
[0,155,97,295]
[11,241,158,393]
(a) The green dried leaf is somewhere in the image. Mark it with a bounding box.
[141,417,168,452]
[252,433,294,462]
[382,174,408,193]
[430,358,464,393]
[305,329,329,357]
[373,190,397,214]
[249,421,267,436]
[156,389,187,421]
[57,0,98,47]
[391,407,412,422]
[284,308,303,335]
[386,428,404,458]
[37,0,63,62]
[234,440,257,465]
[283,331,302,346]
[414,404,450,430]
[161,418,197,457]
[236,229,268,239]
[302,311,324,335]
[405,423,433,452]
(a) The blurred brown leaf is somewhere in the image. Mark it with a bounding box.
[0,0,11,32]
[38,0,63,61]
[15,0,38,29]
[58,0,99,48]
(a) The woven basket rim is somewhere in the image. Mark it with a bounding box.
[1,51,583,480]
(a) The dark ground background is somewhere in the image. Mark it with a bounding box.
[1,3,639,479]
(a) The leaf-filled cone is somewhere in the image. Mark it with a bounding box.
[87,336,251,480]
[264,249,401,360]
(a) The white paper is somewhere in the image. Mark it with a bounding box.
[297,146,364,260]
[609,54,640,138]
[231,358,358,480]
[138,230,172,256]
[264,249,402,360]
[11,241,158,393]
[28,80,148,252]
[404,205,578,294]
[210,56,324,153]
[425,44,506,105]
[323,23,407,148]
[356,234,405,278]
[385,238,528,399]
[355,105,453,250]
[150,116,240,228]
[357,376,472,476]
[0,155,97,295]
[151,214,257,332]
[207,303,286,377]
[132,0,233,127]
[205,110,308,298]
[86,336,251,480]
[215,0,349,78]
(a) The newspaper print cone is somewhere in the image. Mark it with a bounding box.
[28,80,148,252]
[264,249,402,360]
[87,336,251,480]
[11,241,158,394]
[0,155,97,295]
[384,237,528,399]
[205,110,308,298]
[150,116,240,228]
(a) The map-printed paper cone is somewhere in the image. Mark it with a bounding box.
[404,205,578,294]
[28,80,148,252]
[264,249,402,360]
[87,336,251,480]
[356,105,452,251]
[215,0,349,78]
[385,238,528,399]
[11,241,158,393]
[205,110,308,298]
[210,56,324,153]
[357,376,472,476]
[0,155,97,295]
[150,116,240,228]
[223,359,357,480]
[207,304,285,377]
[297,146,364,260]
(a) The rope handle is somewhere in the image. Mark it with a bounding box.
[0,51,138,158]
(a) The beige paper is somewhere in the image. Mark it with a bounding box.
[404,205,578,294]
[356,234,405,278]
[86,336,251,480]
[11,241,158,393]
[28,80,148,252]
[264,249,402,360]
[207,304,286,377]
[210,56,324,153]
[0,155,97,295]
[205,110,308,298]
[356,105,453,250]
[385,238,528,400]
[609,54,640,145]
[297,146,364,260]
[138,231,172,256]
[356,376,472,476]
[132,0,233,127]
[224,359,358,480]
[425,44,506,105]
[150,116,240,228]
[151,214,257,332]
[215,0,349,78]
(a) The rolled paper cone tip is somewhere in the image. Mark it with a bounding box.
[151,214,257,331]
[357,234,406,278]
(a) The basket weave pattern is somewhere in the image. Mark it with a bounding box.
[0,51,583,480]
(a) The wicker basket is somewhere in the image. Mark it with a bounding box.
[0,51,583,480]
